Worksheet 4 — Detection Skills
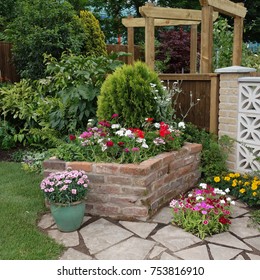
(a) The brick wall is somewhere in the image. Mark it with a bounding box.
[43,143,202,221]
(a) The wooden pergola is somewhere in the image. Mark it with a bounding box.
[200,0,247,72]
[122,0,247,73]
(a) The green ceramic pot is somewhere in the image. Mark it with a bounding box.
[50,201,85,232]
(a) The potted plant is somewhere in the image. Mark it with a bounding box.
[40,168,90,232]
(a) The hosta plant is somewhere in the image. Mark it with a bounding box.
[170,183,235,239]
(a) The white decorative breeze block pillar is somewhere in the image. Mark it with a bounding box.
[215,66,257,171]
[237,77,260,172]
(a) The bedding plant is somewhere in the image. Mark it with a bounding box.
[170,183,235,239]
[54,114,185,164]
[211,172,260,207]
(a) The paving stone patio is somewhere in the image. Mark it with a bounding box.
[38,203,260,260]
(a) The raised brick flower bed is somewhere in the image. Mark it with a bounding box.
[43,142,202,221]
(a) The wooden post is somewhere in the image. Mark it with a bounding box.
[200,5,213,73]
[127,16,135,65]
[145,16,155,70]
[190,25,198,73]
[209,74,219,134]
[233,7,244,65]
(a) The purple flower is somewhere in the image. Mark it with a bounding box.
[132,147,140,152]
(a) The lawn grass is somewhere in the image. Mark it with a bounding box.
[0,162,64,259]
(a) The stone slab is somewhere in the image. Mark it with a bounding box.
[231,205,249,218]
[151,207,173,224]
[160,252,180,260]
[48,230,79,247]
[149,245,166,259]
[208,244,242,260]
[229,217,260,238]
[244,236,260,251]
[174,245,210,260]
[151,225,201,252]
[246,253,260,260]
[205,232,251,250]
[119,221,157,238]
[38,213,55,229]
[95,237,155,260]
[79,218,133,255]
[60,248,92,260]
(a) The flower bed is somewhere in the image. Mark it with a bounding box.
[43,142,202,220]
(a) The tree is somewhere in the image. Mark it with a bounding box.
[5,0,85,79]
[0,0,18,37]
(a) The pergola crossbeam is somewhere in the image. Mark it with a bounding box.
[200,0,247,17]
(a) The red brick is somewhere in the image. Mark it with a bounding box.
[157,166,169,178]
[94,204,121,216]
[140,158,163,171]
[87,174,105,184]
[177,163,194,177]
[184,143,202,154]
[106,175,132,185]
[92,184,123,195]
[122,206,148,217]
[94,163,119,174]
[109,195,139,205]
[66,161,93,172]
[119,164,150,176]
[43,159,66,170]
[121,186,148,196]
[169,158,184,171]
[132,172,157,187]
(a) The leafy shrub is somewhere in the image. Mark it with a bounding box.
[37,52,123,134]
[5,0,85,79]
[79,10,107,57]
[0,120,16,150]
[183,123,232,181]
[156,27,200,73]
[97,61,174,128]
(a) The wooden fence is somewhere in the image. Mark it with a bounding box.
[159,74,219,134]
[0,42,19,83]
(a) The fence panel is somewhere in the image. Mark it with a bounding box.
[159,74,219,133]
[0,42,19,83]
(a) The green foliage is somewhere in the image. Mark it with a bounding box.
[213,17,233,70]
[5,0,85,79]
[97,61,172,127]
[242,47,260,71]
[21,150,51,173]
[0,120,16,150]
[79,10,107,56]
[183,123,232,181]
[37,52,123,133]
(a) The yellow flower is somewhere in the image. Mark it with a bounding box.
[229,173,235,178]
[234,173,240,177]
[232,180,237,187]
[224,176,230,181]
[214,176,221,183]
[244,181,250,187]
[252,192,257,196]
[239,188,246,194]
[251,182,258,191]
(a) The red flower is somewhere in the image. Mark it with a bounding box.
[159,122,171,137]
[130,128,145,138]
[106,140,114,147]
[146,117,154,123]
[219,216,231,225]
[69,134,76,141]
[111,114,119,119]
[98,120,111,127]
[117,141,125,147]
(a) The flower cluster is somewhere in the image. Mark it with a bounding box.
[212,172,260,207]
[40,169,89,204]
[170,183,235,239]
[61,115,184,164]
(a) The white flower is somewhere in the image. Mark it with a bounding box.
[220,199,226,204]
[199,183,207,189]
[231,201,236,205]
[111,124,120,129]
[136,137,143,143]
[154,122,160,129]
[225,188,230,193]
[196,196,204,201]
[142,142,149,149]
[178,121,185,129]
[188,193,193,197]
[226,197,231,201]
[115,128,126,136]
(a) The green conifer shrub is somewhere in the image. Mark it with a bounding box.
[79,10,107,57]
[97,61,171,128]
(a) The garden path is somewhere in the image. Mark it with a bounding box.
[38,202,260,260]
